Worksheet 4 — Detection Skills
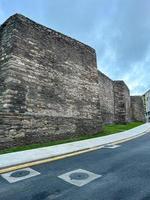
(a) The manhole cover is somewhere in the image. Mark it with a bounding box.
[58,169,102,187]
[10,170,30,178]
[69,172,89,180]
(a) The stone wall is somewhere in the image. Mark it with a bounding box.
[98,71,114,124]
[113,81,131,124]
[0,14,145,149]
[0,14,102,149]
[130,96,145,122]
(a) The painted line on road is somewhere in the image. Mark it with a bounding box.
[0,147,104,174]
[112,131,149,146]
[0,130,149,174]
[103,144,120,149]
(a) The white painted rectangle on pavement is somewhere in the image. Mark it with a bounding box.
[58,169,102,187]
[103,144,120,149]
[1,167,40,183]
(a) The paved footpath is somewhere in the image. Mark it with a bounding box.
[0,123,150,170]
[0,130,150,199]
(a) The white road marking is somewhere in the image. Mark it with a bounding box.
[1,167,40,183]
[103,144,121,149]
[58,169,102,187]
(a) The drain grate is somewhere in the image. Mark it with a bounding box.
[11,170,30,178]
[69,172,89,180]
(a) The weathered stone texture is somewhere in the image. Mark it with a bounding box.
[113,81,131,124]
[98,71,114,124]
[0,14,145,149]
[0,14,102,148]
[0,19,14,112]
[130,96,145,122]
[0,112,103,149]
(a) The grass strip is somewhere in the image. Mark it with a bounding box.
[0,121,144,154]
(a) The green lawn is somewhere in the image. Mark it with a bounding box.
[0,121,144,155]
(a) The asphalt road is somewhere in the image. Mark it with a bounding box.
[0,133,150,200]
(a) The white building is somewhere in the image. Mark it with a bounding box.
[143,90,150,122]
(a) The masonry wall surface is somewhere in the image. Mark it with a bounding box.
[0,14,145,150]
[143,91,150,122]
[131,96,145,122]
[113,81,131,123]
[0,14,102,149]
[98,71,114,124]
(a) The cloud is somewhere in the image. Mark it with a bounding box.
[44,0,104,38]
[91,0,150,95]
[0,0,149,95]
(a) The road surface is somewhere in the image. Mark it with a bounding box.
[0,133,150,200]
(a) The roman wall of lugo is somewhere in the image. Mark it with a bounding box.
[0,14,145,149]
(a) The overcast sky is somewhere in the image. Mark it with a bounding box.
[0,0,150,95]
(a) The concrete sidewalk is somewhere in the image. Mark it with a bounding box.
[0,123,150,170]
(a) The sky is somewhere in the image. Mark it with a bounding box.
[0,0,150,95]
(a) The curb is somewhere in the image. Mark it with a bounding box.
[0,128,149,174]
